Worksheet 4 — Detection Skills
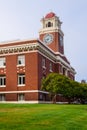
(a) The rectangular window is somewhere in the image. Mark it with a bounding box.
[0,94,5,101]
[0,76,6,87]
[18,94,24,101]
[42,58,46,68]
[0,57,6,67]
[60,65,63,74]
[17,55,25,66]
[18,74,25,86]
[49,62,53,72]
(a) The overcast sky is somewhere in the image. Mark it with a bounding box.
[0,0,87,82]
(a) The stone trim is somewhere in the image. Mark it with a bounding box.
[0,43,39,56]
[0,90,49,94]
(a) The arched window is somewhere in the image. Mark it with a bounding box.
[48,22,52,27]
[46,22,53,28]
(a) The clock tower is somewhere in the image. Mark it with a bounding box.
[39,12,64,54]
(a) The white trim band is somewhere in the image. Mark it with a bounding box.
[0,90,49,94]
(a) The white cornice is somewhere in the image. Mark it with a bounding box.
[38,41,75,73]
[0,39,76,74]
[38,41,56,61]
[0,42,39,56]
[39,28,64,36]
[56,56,76,74]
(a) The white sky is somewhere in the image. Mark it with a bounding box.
[0,0,87,82]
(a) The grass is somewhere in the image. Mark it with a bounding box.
[0,104,87,130]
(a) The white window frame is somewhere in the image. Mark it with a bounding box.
[17,55,25,66]
[49,62,53,72]
[0,76,6,87]
[18,74,25,86]
[42,58,46,68]
[18,94,25,101]
[0,57,6,68]
[0,94,5,101]
[60,65,63,74]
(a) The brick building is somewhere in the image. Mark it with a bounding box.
[0,12,76,103]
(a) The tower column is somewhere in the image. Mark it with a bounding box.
[39,12,64,54]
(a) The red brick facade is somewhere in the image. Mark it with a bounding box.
[0,12,76,103]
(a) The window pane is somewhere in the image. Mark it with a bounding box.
[0,76,6,86]
[0,94,5,101]
[49,63,52,71]
[18,74,25,85]
[0,78,1,85]
[23,77,25,84]
[19,77,21,84]
[0,58,6,67]
[18,94,24,101]
[1,78,2,85]
[42,58,46,67]
[18,60,21,65]
[4,78,6,85]
[18,55,25,65]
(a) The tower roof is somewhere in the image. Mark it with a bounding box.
[45,12,56,19]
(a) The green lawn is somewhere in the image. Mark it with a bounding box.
[0,104,87,130]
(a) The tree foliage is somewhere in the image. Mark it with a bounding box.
[42,73,72,103]
[41,73,87,104]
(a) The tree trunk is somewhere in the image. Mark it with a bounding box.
[52,94,57,104]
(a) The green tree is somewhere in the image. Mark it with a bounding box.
[71,82,87,104]
[42,73,87,104]
[42,73,72,103]
[78,83,87,104]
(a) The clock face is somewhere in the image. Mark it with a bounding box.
[43,34,53,44]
